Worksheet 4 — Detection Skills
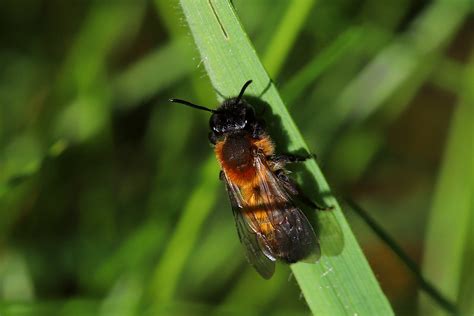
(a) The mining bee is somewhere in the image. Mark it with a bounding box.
[170,80,324,279]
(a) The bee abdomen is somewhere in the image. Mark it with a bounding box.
[270,210,317,263]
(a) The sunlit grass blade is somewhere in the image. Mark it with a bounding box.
[346,199,457,313]
[178,0,393,314]
[420,51,474,316]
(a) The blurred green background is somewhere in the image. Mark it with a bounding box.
[0,0,472,315]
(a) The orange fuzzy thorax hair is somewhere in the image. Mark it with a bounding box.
[214,134,274,188]
[215,134,276,235]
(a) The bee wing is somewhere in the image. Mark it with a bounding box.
[223,175,276,279]
[254,155,321,263]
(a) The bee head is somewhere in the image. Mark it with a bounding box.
[169,80,259,143]
[209,98,256,135]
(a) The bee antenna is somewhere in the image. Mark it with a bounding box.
[169,98,216,113]
[236,80,253,103]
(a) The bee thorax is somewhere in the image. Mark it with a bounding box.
[221,134,254,170]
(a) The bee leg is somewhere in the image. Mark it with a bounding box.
[300,194,333,211]
[274,170,299,195]
[268,153,315,165]
[275,170,332,211]
[219,170,225,181]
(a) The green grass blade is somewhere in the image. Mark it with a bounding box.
[281,27,364,106]
[261,0,316,77]
[420,51,474,315]
[340,0,470,122]
[178,0,393,314]
[150,157,220,302]
[112,37,195,109]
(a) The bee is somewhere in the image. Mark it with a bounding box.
[169,80,323,279]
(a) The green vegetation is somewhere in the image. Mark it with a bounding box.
[0,0,471,315]
[178,1,391,314]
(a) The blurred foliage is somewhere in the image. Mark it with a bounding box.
[0,0,472,315]
[178,1,392,314]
